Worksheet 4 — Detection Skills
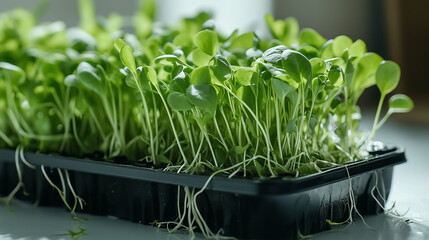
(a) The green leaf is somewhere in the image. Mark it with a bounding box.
[0,62,22,72]
[119,46,136,73]
[186,84,217,114]
[194,30,219,56]
[246,48,263,59]
[256,60,286,76]
[229,32,254,50]
[297,45,319,59]
[311,76,323,94]
[114,38,127,52]
[77,62,103,95]
[388,94,414,113]
[169,66,190,93]
[299,28,326,48]
[163,42,176,54]
[328,65,344,87]
[349,39,366,57]
[234,144,249,155]
[265,14,299,46]
[236,86,255,110]
[376,60,400,95]
[319,40,335,59]
[120,67,136,89]
[0,62,25,85]
[262,45,288,65]
[144,66,158,86]
[64,74,80,87]
[332,35,352,57]
[155,154,172,165]
[173,33,193,49]
[272,78,294,101]
[286,90,299,110]
[167,92,193,111]
[73,95,88,117]
[281,49,312,83]
[310,58,326,76]
[190,66,212,85]
[136,67,151,90]
[211,55,232,82]
[296,162,321,174]
[234,67,256,86]
[275,74,299,89]
[154,54,190,67]
[191,48,212,66]
[352,53,383,92]
[345,58,355,90]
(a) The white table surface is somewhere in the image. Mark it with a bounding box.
[1,118,428,240]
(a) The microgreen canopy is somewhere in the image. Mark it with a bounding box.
[0,3,413,181]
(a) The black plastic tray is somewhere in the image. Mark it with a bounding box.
[0,147,406,239]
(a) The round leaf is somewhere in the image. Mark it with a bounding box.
[332,35,352,57]
[186,84,217,114]
[352,53,383,92]
[281,49,312,83]
[167,92,193,111]
[349,39,366,57]
[229,32,255,50]
[320,40,335,59]
[77,62,103,95]
[299,28,326,48]
[376,60,400,95]
[234,67,255,86]
[388,94,414,113]
[262,45,288,65]
[191,48,212,67]
[194,30,219,56]
[190,66,212,85]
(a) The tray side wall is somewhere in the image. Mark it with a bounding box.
[0,160,393,239]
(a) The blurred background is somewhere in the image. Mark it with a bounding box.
[2,0,428,124]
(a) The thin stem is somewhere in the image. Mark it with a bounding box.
[368,94,385,143]
[152,84,188,164]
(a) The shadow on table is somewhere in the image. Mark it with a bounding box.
[313,213,429,240]
[0,201,196,240]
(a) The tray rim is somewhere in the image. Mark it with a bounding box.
[0,146,406,196]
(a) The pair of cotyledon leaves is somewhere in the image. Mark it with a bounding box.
[115,38,219,115]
